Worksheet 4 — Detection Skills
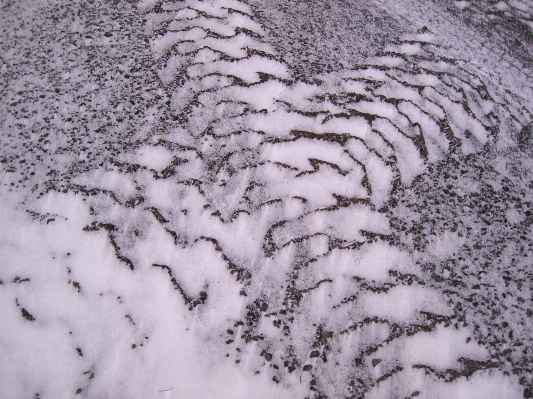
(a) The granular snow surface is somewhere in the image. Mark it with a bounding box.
[1,0,532,398]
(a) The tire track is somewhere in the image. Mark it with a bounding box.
[33,0,530,398]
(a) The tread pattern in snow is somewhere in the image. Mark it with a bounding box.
[62,0,528,397]
[1,0,531,398]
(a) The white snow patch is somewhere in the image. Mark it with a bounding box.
[454,1,471,9]
[0,187,293,399]
[137,0,160,11]
[136,145,174,170]
[72,169,138,197]
[495,1,510,10]
[359,285,449,322]
[425,230,466,260]
[509,0,531,12]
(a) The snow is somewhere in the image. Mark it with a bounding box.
[1,0,532,397]
[0,187,293,399]
[187,56,290,84]
[495,1,510,10]
[509,0,531,12]
[359,285,449,322]
[136,145,175,170]
[454,1,472,10]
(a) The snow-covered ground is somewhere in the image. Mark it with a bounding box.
[1,0,532,398]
